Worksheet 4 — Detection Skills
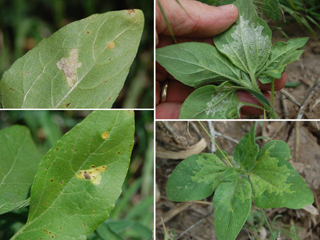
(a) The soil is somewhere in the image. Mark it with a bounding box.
[265,22,320,119]
[156,121,320,240]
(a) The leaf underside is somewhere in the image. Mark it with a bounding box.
[156,0,308,119]
[214,0,272,77]
[11,110,135,239]
[179,83,242,119]
[1,10,144,108]
[0,126,42,215]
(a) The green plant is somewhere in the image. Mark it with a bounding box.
[0,110,135,239]
[0,10,144,108]
[156,0,308,119]
[166,124,314,240]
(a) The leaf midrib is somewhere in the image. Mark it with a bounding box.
[12,113,123,238]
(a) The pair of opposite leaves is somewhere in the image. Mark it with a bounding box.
[0,111,135,239]
[156,0,308,119]
[0,10,144,108]
[166,126,314,240]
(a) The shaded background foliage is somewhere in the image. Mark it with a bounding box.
[0,110,154,240]
[0,0,154,108]
[200,0,320,37]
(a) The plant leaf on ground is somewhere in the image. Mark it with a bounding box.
[0,10,144,108]
[166,125,314,240]
[10,110,135,239]
[166,153,227,202]
[0,126,42,215]
[214,177,252,240]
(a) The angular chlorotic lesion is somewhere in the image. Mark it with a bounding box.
[56,49,82,87]
[75,165,107,185]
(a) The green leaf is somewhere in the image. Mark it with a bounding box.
[213,177,252,240]
[179,83,242,119]
[156,42,242,88]
[233,125,258,171]
[258,37,309,79]
[166,154,227,201]
[263,0,282,21]
[106,220,152,240]
[1,10,144,108]
[215,150,231,162]
[249,157,314,209]
[11,110,135,239]
[214,0,272,77]
[96,223,123,240]
[220,167,241,182]
[258,76,273,84]
[257,140,291,161]
[0,125,42,215]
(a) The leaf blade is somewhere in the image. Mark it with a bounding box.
[214,0,272,76]
[250,157,314,209]
[1,10,144,108]
[214,177,252,240]
[179,83,242,119]
[233,125,258,171]
[166,153,227,202]
[11,110,135,239]
[0,125,42,215]
[258,37,309,80]
[156,42,242,88]
[257,140,291,162]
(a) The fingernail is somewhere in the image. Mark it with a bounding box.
[217,4,235,10]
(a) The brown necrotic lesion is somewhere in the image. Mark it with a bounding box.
[75,165,107,185]
[56,49,82,88]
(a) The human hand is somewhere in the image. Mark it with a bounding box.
[156,0,286,119]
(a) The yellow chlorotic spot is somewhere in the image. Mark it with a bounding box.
[75,165,107,185]
[108,42,115,49]
[101,131,109,139]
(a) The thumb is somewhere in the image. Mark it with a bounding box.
[156,0,238,38]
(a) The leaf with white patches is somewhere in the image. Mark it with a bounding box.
[214,0,272,77]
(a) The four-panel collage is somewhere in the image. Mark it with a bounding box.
[0,0,319,239]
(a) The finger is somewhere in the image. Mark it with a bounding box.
[156,81,160,105]
[166,80,194,102]
[156,62,168,82]
[156,0,238,38]
[258,72,287,91]
[237,90,271,116]
[157,34,214,48]
[156,102,182,119]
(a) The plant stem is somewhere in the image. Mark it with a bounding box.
[198,121,233,167]
[250,72,260,93]
[240,101,265,111]
[271,79,275,106]
[260,208,275,239]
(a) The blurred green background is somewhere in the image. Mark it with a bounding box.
[0,110,154,240]
[200,0,320,37]
[0,0,154,108]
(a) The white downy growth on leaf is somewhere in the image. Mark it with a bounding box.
[57,49,82,87]
[221,16,270,72]
[206,92,228,116]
